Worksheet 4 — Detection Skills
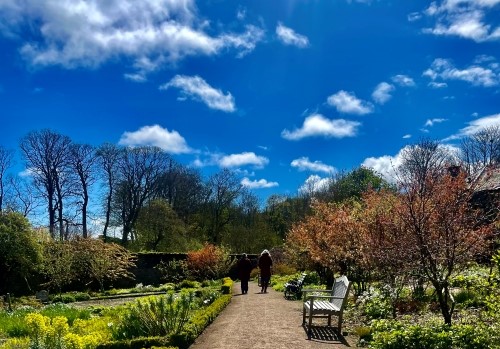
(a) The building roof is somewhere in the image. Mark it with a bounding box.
[475,166,500,192]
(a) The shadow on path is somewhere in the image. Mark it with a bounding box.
[188,281,354,349]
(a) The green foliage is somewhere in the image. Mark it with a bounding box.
[271,263,296,276]
[369,318,499,349]
[51,295,76,304]
[96,337,170,349]
[321,167,391,203]
[0,212,42,294]
[170,294,231,349]
[134,199,187,252]
[41,241,75,294]
[113,292,194,340]
[175,280,199,290]
[303,271,320,285]
[453,289,482,308]
[73,293,91,302]
[156,260,188,284]
[0,305,92,340]
[358,290,391,320]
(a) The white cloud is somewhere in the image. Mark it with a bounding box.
[408,12,422,22]
[392,74,416,87]
[362,150,405,183]
[219,152,269,168]
[291,157,336,173]
[372,82,395,105]
[281,113,361,140]
[276,22,309,48]
[0,0,265,78]
[327,90,374,115]
[445,113,500,140]
[241,177,278,189]
[298,175,331,195]
[402,134,412,139]
[160,75,236,112]
[428,81,448,88]
[422,0,500,42]
[118,124,192,154]
[423,58,499,87]
[424,118,447,127]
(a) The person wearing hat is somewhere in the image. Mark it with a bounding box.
[258,249,273,293]
[238,253,253,294]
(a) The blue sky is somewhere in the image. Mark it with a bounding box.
[1,0,499,204]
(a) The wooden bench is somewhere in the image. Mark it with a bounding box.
[302,275,350,339]
[284,272,307,299]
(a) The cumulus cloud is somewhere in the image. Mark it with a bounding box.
[0,0,265,79]
[160,75,235,112]
[392,74,416,87]
[362,150,405,183]
[372,82,395,105]
[281,113,361,140]
[218,152,269,168]
[298,175,331,195]
[445,113,500,140]
[422,0,500,42]
[241,177,278,189]
[327,90,374,115]
[276,22,309,48]
[423,58,499,87]
[291,157,336,173]
[118,124,192,154]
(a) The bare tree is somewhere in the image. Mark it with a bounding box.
[19,130,72,239]
[461,125,500,175]
[6,176,41,217]
[202,168,243,244]
[0,147,14,212]
[113,146,167,244]
[398,139,455,195]
[96,143,122,241]
[70,143,98,238]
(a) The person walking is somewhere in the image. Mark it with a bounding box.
[258,249,273,293]
[238,253,253,294]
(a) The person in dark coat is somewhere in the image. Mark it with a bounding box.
[238,253,253,294]
[258,249,273,293]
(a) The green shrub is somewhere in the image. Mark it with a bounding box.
[51,294,76,304]
[169,294,231,349]
[272,263,296,276]
[74,292,91,301]
[303,271,320,285]
[96,337,170,349]
[176,280,199,290]
[114,292,194,340]
[454,289,482,308]
[156,260,188,284]
[359,291,391,320]
[369,318,497,349]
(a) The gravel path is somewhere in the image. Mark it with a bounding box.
[188,281,355,349]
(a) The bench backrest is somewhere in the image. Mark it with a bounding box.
[329,275,350,310]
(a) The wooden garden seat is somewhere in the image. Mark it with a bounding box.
[302,275,350,339]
